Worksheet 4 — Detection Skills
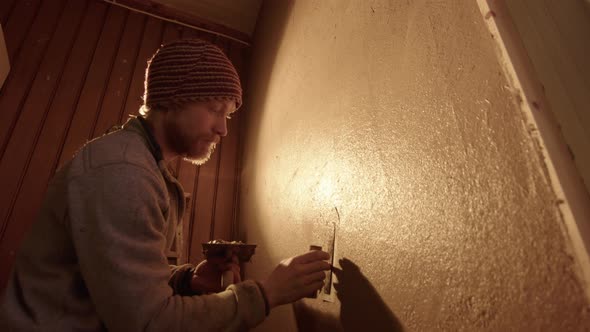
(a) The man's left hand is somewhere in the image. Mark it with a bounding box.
[191,254,241,294]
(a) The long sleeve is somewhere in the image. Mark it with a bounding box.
[67,162,266,331]
[169,264,198,295]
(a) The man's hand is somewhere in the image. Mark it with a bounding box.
[260,250,331,309]
[191,254,241,294]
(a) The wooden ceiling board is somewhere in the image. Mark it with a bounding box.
[147,0,261,36]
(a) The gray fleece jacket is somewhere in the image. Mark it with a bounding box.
[0,117,266,331]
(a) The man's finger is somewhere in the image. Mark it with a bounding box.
[300,280,325,298]
[233,268,242,283]
[300,260,331,274]
[192,276,222,294]
[207,256,227,266]
[302,271,327,285]
[292,250,330,264]
[222,262,241,274]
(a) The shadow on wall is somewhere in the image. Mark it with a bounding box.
[246,0,294,109]
[293,258,404,332]
[239,0,294,187]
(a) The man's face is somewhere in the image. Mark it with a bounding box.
[163,99,236,165]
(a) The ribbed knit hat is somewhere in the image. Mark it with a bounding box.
[143,38,242,111]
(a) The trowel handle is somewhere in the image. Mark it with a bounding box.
[221,270,234,289]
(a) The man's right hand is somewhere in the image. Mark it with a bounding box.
[260,250,331,309]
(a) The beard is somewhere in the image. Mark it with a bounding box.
[182,142,216,165]
[164,118,217,165]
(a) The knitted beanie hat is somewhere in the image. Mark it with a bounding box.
[143,38,242,111]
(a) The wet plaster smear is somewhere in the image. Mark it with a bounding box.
[239,1,590,331]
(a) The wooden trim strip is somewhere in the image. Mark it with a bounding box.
[209,131,223,240]
[231,118,242,241]
[122,16,165,118]
[0,0,63,161]
[92,10,145,136]
[115,15,147,124]
[12,0,90,219]
[226,40,249,242]
[0,0,85,241]
[187,166,199,263]
[52,2,109,182]
[3,0,91,238]
[476,0,590,302]
[87,10,130,140]
[55,5,128,168]
[1,0,40,62]
[0,0,17,27]
[0,2,108,287]
[208,35,224,241]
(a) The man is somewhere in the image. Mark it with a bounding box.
[0,39,330,331]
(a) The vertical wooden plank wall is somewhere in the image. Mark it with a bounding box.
[0,0,249,287]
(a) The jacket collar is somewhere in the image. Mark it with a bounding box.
[122,116,186,218]
[123,116,164,162]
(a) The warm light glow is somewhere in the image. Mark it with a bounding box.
[316,175,335,203]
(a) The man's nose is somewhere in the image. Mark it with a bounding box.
[215,118,228,137]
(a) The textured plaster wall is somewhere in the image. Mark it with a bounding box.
[239,1,590,331]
